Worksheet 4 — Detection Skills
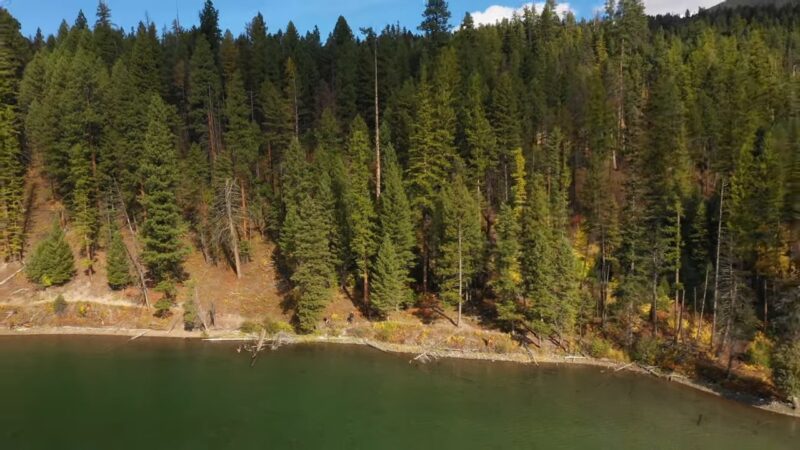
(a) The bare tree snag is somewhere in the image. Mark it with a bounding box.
[457,222,463,328]
[225,180,242,279]
[711,181,725,349]
[374,36,381,199]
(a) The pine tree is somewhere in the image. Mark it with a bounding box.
[93,1,122,67]
[198,0,222,55]
[344,117,377,310]
[407,66,456,292]
[26,223,76,287]
[0,105,24,261]
[219,31,239,84]
[140,95,185,282]
[0,7,26,106]
[494,203,523,329]
[730,130,785,277]
[188,36,222,152]
[435,166,482,326]
[291,192,335,333]
[129,22,162,97]
[461,73,496,197]
[104,58,148,214]
[520,174,557,334]
[371,233,405,318]
[69,143,97,274]
[258,79,293,180]
[278,139,311,266]
[106,226,132,290]
[491,72,522,202]
[328,17,358,123]
[378,143,415,278]
[419,0,452,49]
[223,70,260,184]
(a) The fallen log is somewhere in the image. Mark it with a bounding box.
[0,267,24,286]
[250,329,267,367]
[365,340,390,353]
[129,330,149,341]
[614,362,635,373]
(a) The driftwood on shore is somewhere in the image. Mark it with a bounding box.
[614,362,635,372]
[128,330,149,341]
[249,329,267,366]
[409,332,461,364]
[243,331,296,366]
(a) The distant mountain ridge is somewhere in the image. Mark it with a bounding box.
[712,0,799,9]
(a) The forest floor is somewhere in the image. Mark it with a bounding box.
[1,163,798,419]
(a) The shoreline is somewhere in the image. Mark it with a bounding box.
[2,325,798,420]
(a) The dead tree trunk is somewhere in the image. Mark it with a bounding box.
[374,43,381,199]
[457,222,463,328]
[651,254,659,335]
[673,208,681,341]
[677,289,685,344]
[697,266,709,343]
[114,180,149,306]
[240,180,249,241]
[711,181,725,349]
[614,39,625,171]
[225,180,243,279]
[363,262,370,319]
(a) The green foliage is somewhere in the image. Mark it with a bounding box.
[140,95,186,282]
[745,332,773,369]
[188,36,221,147]
[419,0,452,47]
[155,278,177,300]
[106,227,132,290]
[26,223,76,287]
[154,298,173,319]
[632,336,662,365]
[585,335,624,361]
[289,191,335,333]
[460,73,496,188]
[493,204,523,327]
[239,321,261,334]
[77,302,90,317]
[52,294,67,316]
[343,117,377,300]
[223,70,260,182]
[0,105,24,261]
[183,300,201,331]
[371,234,407,318]
[68,143,97,261]
[772,340,800,400]
[263,318,294,335]
[435,168,482,306]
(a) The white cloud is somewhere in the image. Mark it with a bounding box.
[643,0,720,16]
[471,2,573,27]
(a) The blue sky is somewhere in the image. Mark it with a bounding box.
[4,1,718,38]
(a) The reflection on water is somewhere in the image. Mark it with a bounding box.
[0,336,796,449]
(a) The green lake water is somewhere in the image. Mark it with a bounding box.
[0,336,797,449]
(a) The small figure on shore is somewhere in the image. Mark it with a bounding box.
[347,312,355,324]
[323,317,330,326]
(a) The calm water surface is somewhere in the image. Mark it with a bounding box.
[0,336,797,449]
